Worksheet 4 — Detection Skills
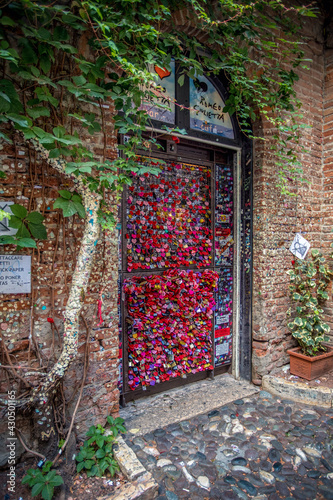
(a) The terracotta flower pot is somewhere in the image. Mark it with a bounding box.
[287,345,333,380]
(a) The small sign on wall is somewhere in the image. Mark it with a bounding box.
[0,201,17,236]
[0,255,31,294]
[289,233,310,260]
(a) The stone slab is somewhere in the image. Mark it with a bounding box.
[112,436,147,481]
[102,435,158,499]
[120,373,259,436]
[262,374,333,407]
[98,472,158,500]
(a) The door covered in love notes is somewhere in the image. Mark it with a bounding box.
[119,140,242,401]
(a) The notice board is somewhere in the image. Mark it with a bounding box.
[0,255,31,294]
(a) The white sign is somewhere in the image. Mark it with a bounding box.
[216,342,229,356]
[216,314,229,325]
[289,233,310,260]
[0,201,18,237]
[0,255,31,294]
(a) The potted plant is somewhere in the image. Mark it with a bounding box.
[286,248,333,380]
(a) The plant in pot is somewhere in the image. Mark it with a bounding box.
[286,248,333,380]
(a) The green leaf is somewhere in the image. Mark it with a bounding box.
[71,194,82,203]
[50,475,64,487]
[311,249,319,257]
[95,436,103,448]
[294,317,303,326]
[41,484,54,500]
[114,417,125,425]
[58,190,72,200]
[44,470,57,482]
[31,482,45,497]
[72,75,86,86]
[26,212,44,224]
[95,448,106,459]
[28,222,47,240]
[73,201,85,218]
[67,161,96,173]
[0,94,10,112]
[38,28,51,41]
[99,459,109,473]
[16,224,30,238]
[178,74,185,86]
[105,442,113,454]
[16,238,37,248]
[77,461,85,472]
[53,26,69,42]
[19,38,38,65]
[7,113,32,128]
[10,204,27,219]
[42,462,53,473]
[53,198,77,217]
[86,468,95,478]
[22,470,43,485]
[0,235,16,245]
[40,54,52,74]
[0,16,17,27]
[108,463,118,476]
[27,106,50,119]
[8,215,23,229]
[84,459,95,470]
[52,126,65,138]
[86,448,96,459]
[76,451,85,462]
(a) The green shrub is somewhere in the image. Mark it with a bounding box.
[22,461,63,500]
[287,248,333,356]
[76,416,126,477]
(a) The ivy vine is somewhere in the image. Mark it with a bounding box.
[0,0,317,210]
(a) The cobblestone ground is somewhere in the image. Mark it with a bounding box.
[125,391,333,500]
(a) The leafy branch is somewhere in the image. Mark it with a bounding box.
[0,203,46,248]
[0,0,318,205]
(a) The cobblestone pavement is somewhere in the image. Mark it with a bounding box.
[125,391,333,500]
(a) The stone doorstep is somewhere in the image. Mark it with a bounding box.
[98,435,158,500]
[120,374,260,436]
[262,374,333,408]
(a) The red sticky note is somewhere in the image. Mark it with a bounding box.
[215,328,230,338]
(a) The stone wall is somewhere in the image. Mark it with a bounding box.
[0,106,120,439]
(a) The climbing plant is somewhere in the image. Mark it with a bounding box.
[0,0,317,410]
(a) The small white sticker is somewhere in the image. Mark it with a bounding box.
[289,233,310,260]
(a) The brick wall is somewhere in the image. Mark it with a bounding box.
[322,23,333,341]
[0,107,120,438]
[251,16,328,383]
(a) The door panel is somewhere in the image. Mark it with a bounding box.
[120,147,235,399]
